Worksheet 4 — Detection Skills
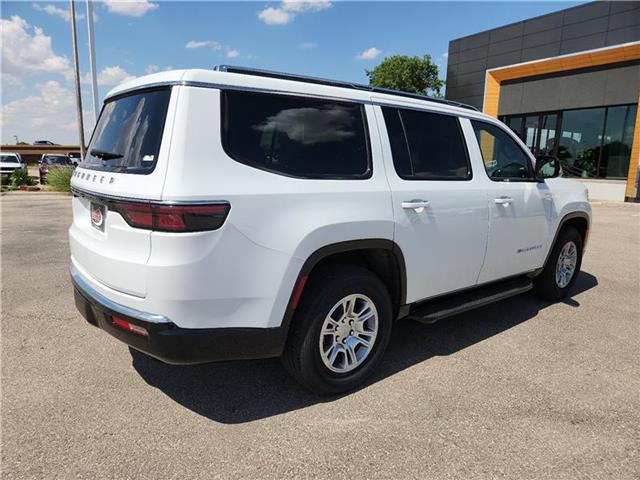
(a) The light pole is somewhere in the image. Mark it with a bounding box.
[86,0,99,125]
[69,0,86,157]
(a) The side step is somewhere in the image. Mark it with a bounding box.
[408,276,533,324]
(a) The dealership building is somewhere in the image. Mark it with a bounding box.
[445,1,640,201]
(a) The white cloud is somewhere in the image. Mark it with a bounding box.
[185,40,221,50]
[185,41,241,59]
[101,0,158,17]
[32,3,85,22]
[0,16,71,86]
[258,1,331,25]
[281,0,332,13]
[442,52,449,59]
[144,64,159,74]
[83,66,135,86]
[96,66,135,85]
[357,47,381,60]
[258,7,293,25]
[1,81,92,144]
[299,42,317,49]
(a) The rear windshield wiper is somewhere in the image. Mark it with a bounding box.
[90,149,123,160]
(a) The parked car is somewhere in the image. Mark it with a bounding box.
[68,152,82,166]
[39,154,73,184]
[34,140,57,146]
[0,152,27,177]
[69,67,591,395]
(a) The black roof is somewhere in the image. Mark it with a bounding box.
[214,65,479,112]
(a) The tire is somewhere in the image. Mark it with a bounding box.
[533,226,583,301]
[282,264,393,395]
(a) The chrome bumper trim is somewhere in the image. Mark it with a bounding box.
[69,263,171,324]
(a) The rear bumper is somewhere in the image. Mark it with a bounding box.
[70,265,285,365]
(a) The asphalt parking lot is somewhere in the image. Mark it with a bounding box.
[2,193,639,479]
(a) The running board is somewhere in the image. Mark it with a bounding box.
[408,277,533,324]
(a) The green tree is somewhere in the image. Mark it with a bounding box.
[366,54,444,97]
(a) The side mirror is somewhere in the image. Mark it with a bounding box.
[535,155,560,180]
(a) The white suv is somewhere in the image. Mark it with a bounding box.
[69,66,591,394]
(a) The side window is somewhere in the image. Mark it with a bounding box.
[222,90,371,179]
[382,106,471,180]
[471,120,534,181]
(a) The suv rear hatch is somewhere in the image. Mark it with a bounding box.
[69,87,174,297]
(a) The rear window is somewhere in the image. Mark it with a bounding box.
[43,156,71,165]
[83,88,171,174]
[222,90,371,179]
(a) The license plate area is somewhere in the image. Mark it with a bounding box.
[90,202,106,231]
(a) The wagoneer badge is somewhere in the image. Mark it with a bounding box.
[90,203,105,231]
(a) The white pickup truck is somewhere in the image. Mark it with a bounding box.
[69,66,591,394]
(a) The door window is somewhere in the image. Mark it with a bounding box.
[471,120,534,181]
[382,107,471,180]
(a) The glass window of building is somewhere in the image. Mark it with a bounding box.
[524,115,539,153]
[600,105,637,179]
[538,114,558,156]
[558,108,606,178]
[505,116,524,139]
[502,104,637,180]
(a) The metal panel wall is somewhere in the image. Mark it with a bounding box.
[498,62,640,115]
[445,1,640,109]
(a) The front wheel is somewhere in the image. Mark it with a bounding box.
[533,226,583,300]
[282,265,392,395]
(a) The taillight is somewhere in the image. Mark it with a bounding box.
[111,202,230,232]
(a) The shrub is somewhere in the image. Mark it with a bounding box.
[46,166,74,192]
[8,169,35,187]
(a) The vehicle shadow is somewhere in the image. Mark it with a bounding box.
[130,272,598,424]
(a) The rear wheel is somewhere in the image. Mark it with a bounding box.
[533,226,583,300]
[282,265,392,395]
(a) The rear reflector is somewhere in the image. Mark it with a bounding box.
[112,202,230,232]
[289,275,308,311]
[583,227,589,251]
[112,316,149,337]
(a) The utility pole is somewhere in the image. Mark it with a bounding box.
[86,0,100,125]
[69,0,86,157]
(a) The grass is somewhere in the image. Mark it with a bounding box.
[46,167,74,192]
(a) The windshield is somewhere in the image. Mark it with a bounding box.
[83,88,171,174]
[1,155,20,163]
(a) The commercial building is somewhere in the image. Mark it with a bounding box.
[445,1,640,201]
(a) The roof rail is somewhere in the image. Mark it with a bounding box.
[214,65,479,112]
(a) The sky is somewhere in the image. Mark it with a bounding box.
[1,0,584,145]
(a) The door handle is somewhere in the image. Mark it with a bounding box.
[494,196,514,206]
[401,200,430,212]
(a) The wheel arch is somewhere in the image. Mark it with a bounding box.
[542,211,590,269]
[278,239,407,347]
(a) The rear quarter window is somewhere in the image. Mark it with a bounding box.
[221,90,371,179]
